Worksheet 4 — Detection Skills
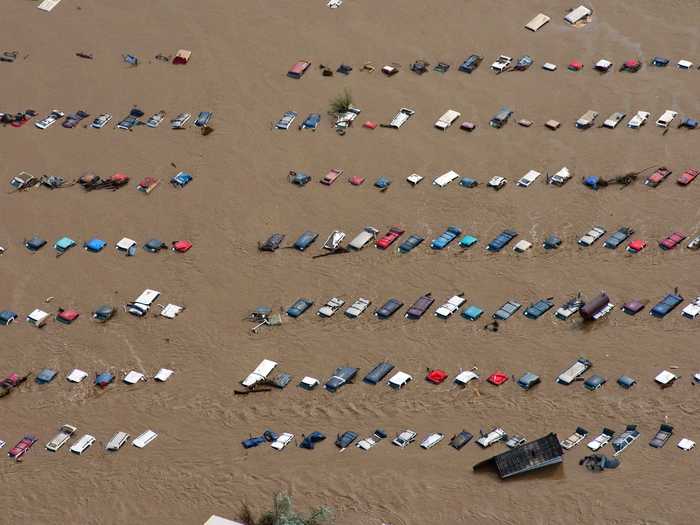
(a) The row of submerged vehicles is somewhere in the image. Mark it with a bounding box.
[258,224,700,255]
[275,287,699,323]
[244,423,692,456]
[5,426,158,461]
[1,108,213,130]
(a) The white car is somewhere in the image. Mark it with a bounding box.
[392,430,417,448]
[35,110,65,129]
[627,111,650,129]
[434,109,460,131]
[146,111,166,128]
[487,176,507,190]
[491,55,512,73]
[132,430,158,448]
[348,227,378,250]
[682,297,700,319]
[454,370,479,386]
[126,289,160,317]
[578,226,606,246]
[549,166,571,186]
[387,108,415,129]
[388,371,413,389]
[46,424,77,452]
[318,297,345,318]
[603,112,626,129]
[91,113,112,129]
[476,428,507,448]
[517,170,541,187]
[70,434,96,455]
[435,295,466,319]
[345,298,371,318]
[171,112,191,129]
[420,433,444,449]
[241,359,277,388]
[271,432,294,450]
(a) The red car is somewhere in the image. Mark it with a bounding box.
[659,232,686,250]
[9,435,37,460]
[56,309,80,324]
[626,239,647,253]
[487,371,509,386]
[376,226,404,249]
[568,61,583,71]
[320,168,343,186]
[645,167,672,187]
[620,59,641,72]
[677,168,699,186]
[426,369,448,384]
[348,175,365,186]
[287,60,311,79]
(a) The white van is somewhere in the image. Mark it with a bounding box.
[656,110,678,128]
[106,432,130,451]
[70,434,96,455]
[388,371,413,389]
[133,430,158,448]
[127,289,160,317]
[434,109,460,131]
[433,170,460,187]
[242,359,278,388]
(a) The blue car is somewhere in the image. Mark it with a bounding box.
[194,111,213,127]
[650,293,683,318]
[487,229,518,252]
[459,235,478,248]
[290,171,311,186]
[299,431,326,450]
[459,177,478,188]
[84,238,107,252]
[459,54,482,73]
[293,231,318,251]
[287,298,314,318]
[374,176,391,189]
[399,234,424,253]
[462,305,483,320]
[300,113,321,130]
[431,226,461,250]
[171,172,193,188]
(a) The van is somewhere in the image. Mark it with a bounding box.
[348,227,379,250]
[557,358,592,384]
[656,110,678,128]
[434,110,461,131]
[70,434,96,455]
[603,112,626,129]
[490,107,512,128]
[106,432,130,451]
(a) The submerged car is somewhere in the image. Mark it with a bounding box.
[8,435,38,460]
[62,110,89,128]
[392,430,417,448]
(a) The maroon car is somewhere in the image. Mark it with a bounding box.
[645,167,672,187]
[8,435,37,460]
[677,168,699,186]
[376,226,404,249]
[405,293,435,319]
[659,232,686,250]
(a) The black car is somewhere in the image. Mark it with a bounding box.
[63,110,90,128]
[324,367,358,392]
[259,233,285,252]
[459,54,482,73]
[363,362,394,385]
[449,431,473,450]
[335,431,358,449]
[299,431,326,450]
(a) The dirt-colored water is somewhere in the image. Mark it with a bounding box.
[2,1,700,523]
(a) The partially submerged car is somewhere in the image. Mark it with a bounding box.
[490,107,512,128]
[324,367,358,392]
[348,227,378,250]
[318,297,345,318]
[375,298,403,319]
[387,108,415,129]
[420,433,444,449]
[287,61,311,79]
[459,54,482,73]
[345,298,371,319]
[405,293,434,319]
[287,298,314,318]
[476,428,507,448]
[493,300,521,320]
[627,110,650,129]
[578,226,606,247]
[275,111,297,130]
[335,431,358,449]
[645,167,672,187]
[677,168,699,186]
[659,232,686,250]
[392,429,417,448]
[376,226,404,249]
[487,230,517,252]
[487,176,507,190]
[435,294,466,319]
[603,111,626,129]
[35,110,64,129]
[8,435,37,460]
[523,299,554,319]
[62,110,89,128]
[126,289,160,317]
[491,55,512,73]
[650,292,683,318]
[604,227,633,249]
[611,425,640,456]
[557,357,592,385]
